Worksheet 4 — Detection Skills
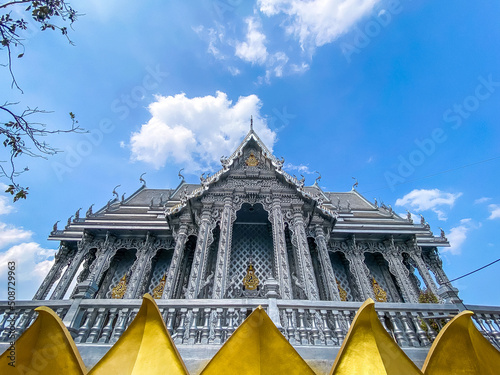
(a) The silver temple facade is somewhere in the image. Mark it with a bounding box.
[1,127,499,372]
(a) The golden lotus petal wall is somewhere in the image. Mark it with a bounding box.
[330,299,423,375]
[422,310,500,375]
[0,306,86,375]
[88,294,188,375]
[201,306,316,375]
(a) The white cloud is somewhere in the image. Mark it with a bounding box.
[488,204,500,220]
[0,242,56,299]
[0,183,15,215]
[474,197,491,204]
[235,17,269,64]
[395,189,462,221]
[0,196,15,215]
[284,163,315,175]
[130,92,276,172]
[0,222,32,249]
[258,0,379,50]
[443,219,473,255]
[397,211,419,223]
[228,66,241,76]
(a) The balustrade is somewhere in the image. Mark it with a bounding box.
[1,299,499,350]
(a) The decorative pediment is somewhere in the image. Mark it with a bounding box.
[165,128,337,221]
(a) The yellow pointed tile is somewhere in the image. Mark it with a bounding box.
[330,299,422,375]
[201,306,315,375]
[422,310,500,375]
[88,294,188,375]
[0,306,86,375]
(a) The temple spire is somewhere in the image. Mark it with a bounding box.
[250,115,253,131]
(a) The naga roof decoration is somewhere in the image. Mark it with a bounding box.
[48,127,449,249]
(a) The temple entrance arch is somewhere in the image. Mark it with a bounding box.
[225,203,274,298]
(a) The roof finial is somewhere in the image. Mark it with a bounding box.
[250,115,253,131]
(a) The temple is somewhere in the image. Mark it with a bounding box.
[1,126,499,372]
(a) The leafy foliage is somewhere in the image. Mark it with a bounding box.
[1,1,82,201]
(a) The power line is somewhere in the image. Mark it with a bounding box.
[444,257,500,284]
[362,155,500,194]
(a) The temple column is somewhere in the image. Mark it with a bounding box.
[424,247,461,303]
[212,195,234,299]
[73,232,119,299]
[270,194,292,299]
[162,216,190,299]
[186,201,215,299]
[124,233,156,299]
[51,234,93,300]
[406,244,440,298]
[314,225,341,301]
[345,237,374,300]
[383,239,419,303]
[33,243,74,300]
[290,203,319,300]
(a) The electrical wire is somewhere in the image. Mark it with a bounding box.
[444,257,500,284]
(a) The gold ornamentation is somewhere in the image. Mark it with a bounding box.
[336,278,348,301]
[152,274,167,299]
[88,294,189,374]
[419,289,439,304]
[422,310,500,375]
[371,277,387,302]
[245,152,259,167]
[329,299,422,375]
[0,306,87,375]
[111,274,128,299]
[202,306,316,375]
[243,263,259,290]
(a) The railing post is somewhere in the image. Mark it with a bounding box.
[62,298,84,338]
[267,298,282,329]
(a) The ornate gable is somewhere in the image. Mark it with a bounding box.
[165,127,337,220]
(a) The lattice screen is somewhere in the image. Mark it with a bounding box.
[227,223,274,297]
[147,249,172,294]
[364,253,398,302]
[98,250,136,299]
[329,252,354,301]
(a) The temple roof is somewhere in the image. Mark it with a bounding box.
[49,127,449,248]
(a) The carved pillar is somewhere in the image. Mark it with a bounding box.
[33,243,74,300]
[162,216,190,299]
[314,225,341,301]
[73,232,118,299]
[51,235,93,300]
[270,194,292,299]
[345,237,374,300]
[424,247,461,303]
[290,203,319,300]
[186,202,215,299]
[212,195,234,299]
[407,243,440,298]
[383,239,419,303]
[124,233,156,299]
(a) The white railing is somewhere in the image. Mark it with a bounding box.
[0,299,499,349]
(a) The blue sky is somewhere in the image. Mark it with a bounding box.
[0,0,499,305]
